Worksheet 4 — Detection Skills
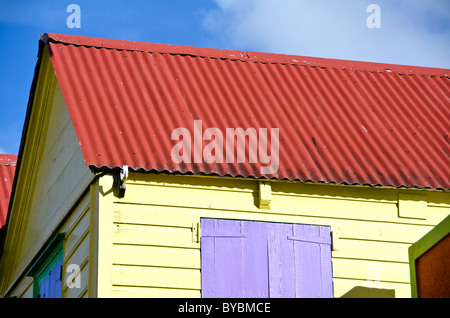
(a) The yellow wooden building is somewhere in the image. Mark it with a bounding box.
[0,33,448,298]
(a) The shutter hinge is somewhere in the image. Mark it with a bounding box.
[331,231,340,251]
[192,222,200,243]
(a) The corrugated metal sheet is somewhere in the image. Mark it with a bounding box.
[44,33,450,190]
[0,155,17,228]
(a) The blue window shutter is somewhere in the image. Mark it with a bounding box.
[39,258,63,298]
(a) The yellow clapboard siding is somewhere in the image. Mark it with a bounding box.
[107,172,450,298]
[273,193,442,227]
[333,278,411,298]
[118,182,441,228]
[113,224,198,249]
[113,206,194,228]
[127,174,257,193]
[332,221,434,244]
[426,205,450,224]
[112,265,200,290]
[272,180,397,202]
[114,203,435,244]
[113,245,200,269]
[332,258,411,283]
[115,204,417,263]
[332,239,410,263]
[112,286,201,298]
[120,182,258,214]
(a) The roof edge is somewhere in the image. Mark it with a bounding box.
[42,33,450,77]
[0,155,18,166]
[89,165,449,192]
[0,35,48,259]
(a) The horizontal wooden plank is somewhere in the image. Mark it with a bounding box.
[120,175,443,226]
[272,181,398,203]
[112,245,200,269]
[113,206,195,228]
[114,204,434,244]
[332,239,410,263]
[112,286,201,298]
[113,224,199,249]
[333,221,433,244]
[273,193,437,225]
[130,173,450,210]
[118,182,258,213]
[112,265,200,290]
[128,173,258,193]
[332,258,410,284]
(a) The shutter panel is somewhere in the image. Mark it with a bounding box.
[52,259,63,298]
[38,259,63,298]
[242,221,269,298]
[290,224,333,298]
[201,219,246,298]
[268,223,296,297]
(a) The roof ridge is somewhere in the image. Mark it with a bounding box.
[42,33,450,78]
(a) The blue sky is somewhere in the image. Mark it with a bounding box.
[0,0,449,155]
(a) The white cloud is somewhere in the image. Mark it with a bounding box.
[203,0,450,68]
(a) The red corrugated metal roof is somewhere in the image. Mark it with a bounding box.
[43,33,449,190]
[0,155,17,228]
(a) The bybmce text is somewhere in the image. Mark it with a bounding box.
[178,302,271,315]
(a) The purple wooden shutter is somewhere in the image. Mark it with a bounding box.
[268,223,333,297]
[201,219,333,298]
[201,219,251,298]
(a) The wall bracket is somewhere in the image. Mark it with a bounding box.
[113,165,128,198]
[258,182,272,210]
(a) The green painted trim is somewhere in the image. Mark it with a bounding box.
[408,215,450,298]
[26,233,65,298]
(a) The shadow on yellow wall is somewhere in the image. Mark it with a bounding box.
[341,286,395,298]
